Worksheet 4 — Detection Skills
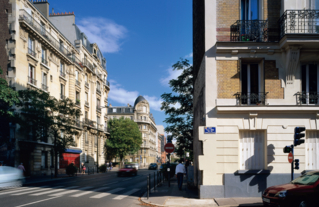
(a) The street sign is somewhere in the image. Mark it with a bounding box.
[288,152,293,163]
[164,143,175,153]
[204,127,216,134]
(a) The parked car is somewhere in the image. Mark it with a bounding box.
[131,163,139,170]
[0,166,25,188]
[148,163,158,170]
[117,164,137,177]
[262,171,319,207]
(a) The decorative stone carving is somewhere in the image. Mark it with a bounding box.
[285,46,301,84]
[249,113,258,130]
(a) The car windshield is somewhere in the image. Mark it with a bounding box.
[291,173,319,185]
[125,165,133,169]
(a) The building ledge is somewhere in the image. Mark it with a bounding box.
[217,106,319,113]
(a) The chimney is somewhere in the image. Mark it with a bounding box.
[33,0,50,19]
[109,104,112,107]
[127,103,130,107]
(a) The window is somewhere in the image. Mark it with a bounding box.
[41,151,48,168]
[50,151,53,168]
[85,131,88,142]
[306,131,319,170]
[97,82,100,90]
[241,0,260,21]
[143,106,146,112]
[143,125,146,130]
[97,116,100,124]
[309,0,319,9]
[76,91,80,103]
[60,62,64,73]
[104,121,107,128]
[85,92,88,102]
[97,98,100,107]
[94,48,96,54]
[75,70,79,81]
[113,108,116,113]
[95,136,98,145]
[60,84,65,97]
[40,22,45,34]
[144,116,146,121]
[301,64,319,104]
[42,72,47,91]
[241,63,264,105]
[85,111,88,119]
[84,151,87,162]
[28,37,34,51]
[41,48,46,64]
[60,40,64,52]
[239,131,265,170]
[85,74,88,82]
[83,37,87,46]
[28,65,35,84]
[131,116,133,120]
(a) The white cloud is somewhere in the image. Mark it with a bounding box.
[77,17,127,53]
[108,80,162,112]
[185,52,193,58]
[160,67,183,87]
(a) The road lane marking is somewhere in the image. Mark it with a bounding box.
[30,186,77,196]
[70,187,110,197]
[102,181,118,186]
[15,196,59,207]
[113,189,140,200]
[11,186,50,195]
[0,187,34,195]
[50,186,94,196]
[90,188,124,198]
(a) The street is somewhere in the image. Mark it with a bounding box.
[0,169,156,207]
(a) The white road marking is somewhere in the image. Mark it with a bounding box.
[12,186,50,195]
[90,188,124,198]
[102,181,118,186]
[0,187,34,195]
[15,196,59,207]
[70,187,110,197]
[30,186,77,196]
[50,186,93,196]
[113,189,140,200]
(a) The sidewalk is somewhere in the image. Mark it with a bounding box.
[140,177,263,207]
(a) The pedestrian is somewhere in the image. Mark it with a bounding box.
[82,163,86,175]
[109,162,112,170]
[17,163,25,176]
[81,162,84,174]
[175,159,186,191]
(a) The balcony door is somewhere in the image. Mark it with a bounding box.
[301,64,319,104]
[241,0,260,21]
[241,63,264,105]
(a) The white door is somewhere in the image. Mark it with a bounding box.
[306,131,319,170]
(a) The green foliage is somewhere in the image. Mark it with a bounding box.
[99,164,107,173]
[17,89,81,177]
[66,163,78,176]
[161,58,193,160]
[0,67,19,117]
[105,117,142,164]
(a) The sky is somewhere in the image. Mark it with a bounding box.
[49,0,193,132]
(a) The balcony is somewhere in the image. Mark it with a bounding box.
[234,92,268,106]
[295,92,319,105]
[279,10,319,40]
[83,58,94,73]
[76,100,80,106]
[41,83,48,91]
[28,76,37,86]
[104,127,108,133]
[96,88,101,95]
[104,98,108,103]
[96,106,101,112]
[85,101,89,107]
[60,94,66,100]
[75,80,80,87]
[75,120,82,128]
[83,118,96,128]
[60,71,66,79]
[105,80,110,89]
[85,81,89,88]
[70,55,83,69]
[41,57,48,65]
[97,73,103,80]
[28,47,36,57]
[97,124,104,131]
[231,20,269,42]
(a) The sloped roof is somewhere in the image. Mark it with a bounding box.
[134,95,146,107]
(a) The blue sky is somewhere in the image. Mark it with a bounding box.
[50,0,193,131]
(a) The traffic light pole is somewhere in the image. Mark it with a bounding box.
[291,145,294,181]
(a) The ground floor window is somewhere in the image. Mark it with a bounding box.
[306,131,319,170]
[239,130,265,170]
[41,151,47,169]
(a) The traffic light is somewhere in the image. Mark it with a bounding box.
[294,159,300,170]
[294,127,306,146]
[283,146,292,153]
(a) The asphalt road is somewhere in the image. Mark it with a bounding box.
[0,169,158,207]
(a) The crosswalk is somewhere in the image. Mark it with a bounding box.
[0,185,141,201]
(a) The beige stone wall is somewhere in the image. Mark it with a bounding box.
[265,60,284,99]
[217,60,240,99]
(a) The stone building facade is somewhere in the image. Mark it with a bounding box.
[193,0,319,198]
[1,0,109,175]
[107,96,157,166]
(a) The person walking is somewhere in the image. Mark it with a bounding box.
[17,163,26,176]
[175,159,186,191]
[82,164,86,175]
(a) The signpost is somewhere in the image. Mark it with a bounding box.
[288,152,293,163]
[164,143,175,187]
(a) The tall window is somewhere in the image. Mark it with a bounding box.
[40,22,45,34]
[239,131,265,170]
[301,64,319,104]
[97,98,100,107]
[28,37,34,51]
[97,116,100,124]
[309,0,319,9]
[28,65,35,84]
[42,73,47,91]
[85,92,88,102]
[75,70,79,81]
[241,0,260,21]
[83,37,87,46]
[60,84,65,98]
[41,48,46,64]
[143,125,146,130]
[85,74,88,82]
[142,106,146,112]
[85,131,88,142]
[306,131,319,170]
[97,82,100,90]
[85,111,88,119]
[41,151,47,169]
[60,62,65,77]
[76,91,80,102]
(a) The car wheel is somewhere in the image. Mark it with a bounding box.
[299,201,308,207]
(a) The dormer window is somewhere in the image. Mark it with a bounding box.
[94,49,97,54]
[83,37,87,46]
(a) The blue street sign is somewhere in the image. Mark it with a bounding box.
[204,127,216,134]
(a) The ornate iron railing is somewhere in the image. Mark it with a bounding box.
[83,58,94,72]
[295,91,319,105]
[234,92,268,105]
[83,118,96,128]
[42,83,48,91]
[279,10,319,39]
[28,76,37,86]
[96,88,101,94]
[231,20,269,42]
[96,106,101,112]
[28,47,36,57]
[60,71,66,78]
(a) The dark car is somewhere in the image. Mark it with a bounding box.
[148,163,158,170]
[117,164,137,177]
[262,171,319,207]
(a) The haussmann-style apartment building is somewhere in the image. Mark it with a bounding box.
[0,0,110,175]
[107,96,158,166]
[193,0,319,198]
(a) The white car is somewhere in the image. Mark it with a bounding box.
[0,166,25,188]
[131,163,139,170]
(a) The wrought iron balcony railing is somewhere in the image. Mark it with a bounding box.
[76,80,80,86]
[28,47,36,57]
[96,106,101,112]
[69,55,83,69]
[105,80,110,87]
[60,71,66,78]
[279,10,319,40]
[96,88,101,94]
[97,124,104,131]
[60,94,66,100]
[295,91,319,105]
[28,76,37,86]
[85,81,89,88]
[83,118,96,128]
[41,57,48,65]
[83,58,94,72]
[234,92,268,105]
[85,101,89,106]
[42,83,48,91]
[231,20,269,42]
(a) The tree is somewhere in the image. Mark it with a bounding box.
[161,58,193,160]
[105,117,142,167]
[17,89,81,177]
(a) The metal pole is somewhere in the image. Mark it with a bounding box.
[291,145,294,181]
[154,172,156,191]
[149,174,151,193]
[168,153,170,187]
[147,175,149,199]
